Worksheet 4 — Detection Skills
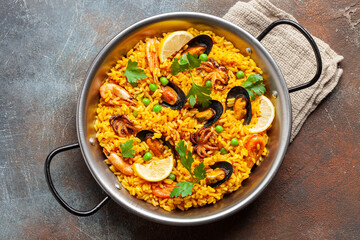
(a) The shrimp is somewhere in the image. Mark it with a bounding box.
[152,184,176,198]
[245,134,266,168]
[104,150,134,176]
[99,83,137,106]
[146,38,160,83]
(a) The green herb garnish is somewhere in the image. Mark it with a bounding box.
[120,139,135,158]
[171,53,201,75]
[188,95,196,107]
[186,80,212,107]
[123,59,148,86]
[242,74,266,100]
[171,53,212,107]
[170,140,206,198]
[170,182,195,198]
[193,162,206,180]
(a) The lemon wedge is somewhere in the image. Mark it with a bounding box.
[134,156,174,182]
[249,95,275,133]
[159,31,193,62]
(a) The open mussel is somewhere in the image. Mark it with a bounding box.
[194,100,223,128]
[183,34,213,56]
[226,86,252,125]
[136,130,176,157]
[160,81,186,110]
[207,161,233,188]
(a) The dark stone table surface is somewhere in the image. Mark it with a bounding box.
[1,0,359,239]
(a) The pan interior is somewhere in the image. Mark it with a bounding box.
[77,12,291,225]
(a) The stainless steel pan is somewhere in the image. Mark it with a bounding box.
[45,12,322,226]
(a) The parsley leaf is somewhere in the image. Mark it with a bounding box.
[193,162,206,181]
[170,182,195,198]
[186,80,212,107]
[251,83,266,96]
[175,140,187,158]
[120,139,135,158]
[170,53,201,75]
[189,95,196,107]
[170,140,207,198]
[170,58,187,75]
[176,140,194,174]
[186,53,201,69]
[176,141,195,175]
[123,59,148,85]
[247,74,263,83]
[179,54,189,65]
[248,90,255,100]
[170,53,211,107]
[242,74,266,100]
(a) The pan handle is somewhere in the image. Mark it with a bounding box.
[44,143,110,216]
[257,19,322,93]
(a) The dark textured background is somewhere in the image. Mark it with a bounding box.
[0,0,359,239]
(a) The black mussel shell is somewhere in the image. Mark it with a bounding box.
[160,81,186,110]
[136,130,154,142]
[186,34,213,55]
[226,86,252,125]
[136,130,176,156]
[209,161,233,188]
[196,100,223,128]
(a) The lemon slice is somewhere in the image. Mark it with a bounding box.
[159,31,193,62]
[134,156,174,182]
[249,95,275,133]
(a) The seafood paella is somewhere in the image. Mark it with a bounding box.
[94,29,275,211]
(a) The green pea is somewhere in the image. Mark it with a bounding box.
[236,71,245,79]
[143,152,152,161]
[133,111,138,117]
[152,104,162,113]
[220,147,228,155]
[149,83,158,92]
[167,173,176,181]
[160,77,169,86]
[215,125,223,133]
[142,98,150,106]
[205,80,212,88]
[231,138,239,146]
[199,53,208,61]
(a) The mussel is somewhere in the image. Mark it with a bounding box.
[226,86,252,125]
[194,100,223,128]
[160,81,186,110]
[136,130,176,157]
[207,161,233,188]
[183,34,213,56]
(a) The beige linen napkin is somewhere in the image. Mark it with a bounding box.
[223,0,344,142]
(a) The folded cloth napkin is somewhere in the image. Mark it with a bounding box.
[223,0,344,142]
